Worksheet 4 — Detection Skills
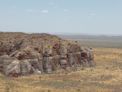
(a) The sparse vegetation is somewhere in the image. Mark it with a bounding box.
[0,47,122,92]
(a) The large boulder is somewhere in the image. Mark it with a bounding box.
[5,60,20,77]
[29,59,43,74]
[0,55,20,77]
[43,56,53,74]
[20,60,32,75]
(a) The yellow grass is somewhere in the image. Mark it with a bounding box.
[0,48,122,92]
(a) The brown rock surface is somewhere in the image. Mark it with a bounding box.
[0,32,94,77]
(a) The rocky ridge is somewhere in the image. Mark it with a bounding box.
[0,32,94,77]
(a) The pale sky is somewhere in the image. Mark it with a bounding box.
[0,0,122,35]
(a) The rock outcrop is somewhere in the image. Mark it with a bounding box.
[0,32,95,77]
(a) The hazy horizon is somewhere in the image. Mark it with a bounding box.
[1,31,122,36]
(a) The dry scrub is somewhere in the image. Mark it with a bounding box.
[0,48,122,92]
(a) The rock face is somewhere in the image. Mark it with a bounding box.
[0,32,95,77]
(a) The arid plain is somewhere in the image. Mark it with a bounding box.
[0,35,122,92]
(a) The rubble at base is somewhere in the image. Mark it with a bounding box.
[0,32,95,77]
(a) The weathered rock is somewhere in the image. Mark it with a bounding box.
[86,48,95,67]
[29,59,43,73]
[5,60,20,77]
[0,32,95,77]
[59,54,68,69]
[0,55,10,73]
[67,53,76,67]
[74,52,82,67]
[43,56,53,73]
[43,49,54,73]
[20,60,32,75]
[0,55,21,77]
[52,55,60,70]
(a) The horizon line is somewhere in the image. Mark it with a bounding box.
[0,31,122,36]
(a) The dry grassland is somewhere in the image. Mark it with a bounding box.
[0,48,122,92]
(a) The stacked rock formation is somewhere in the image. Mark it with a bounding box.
[0,32,94,77]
